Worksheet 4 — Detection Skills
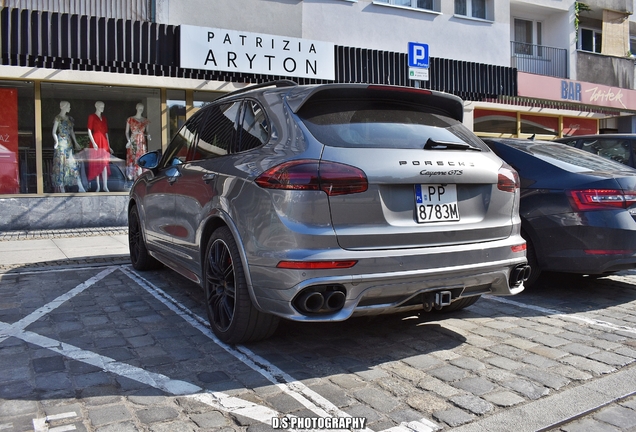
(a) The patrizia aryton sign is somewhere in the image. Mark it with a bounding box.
[180,25,336,80]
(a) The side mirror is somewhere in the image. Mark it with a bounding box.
[137,150,161,170]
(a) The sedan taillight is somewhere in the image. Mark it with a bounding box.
[255,159,368,196]
[497,163,520,192]
[569,189,636,210]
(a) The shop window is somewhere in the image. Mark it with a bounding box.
[520,114,558,136]
[473,109,517,135]
[562,117,598,136]
[0,81,34,195]
[167,90,186,144]
[41,83,160,193]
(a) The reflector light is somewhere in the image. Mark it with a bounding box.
[584,250,633,255]
[277,260,358,269]
[569,189,636,211]
[255,159,368,196]
[511,244,527,253]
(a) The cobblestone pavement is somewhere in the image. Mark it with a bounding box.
[1,238,636,431]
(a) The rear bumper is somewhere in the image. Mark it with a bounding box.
[529,212,636,274]
[246,236,527,321]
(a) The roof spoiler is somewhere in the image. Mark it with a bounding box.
[286,84,464,122]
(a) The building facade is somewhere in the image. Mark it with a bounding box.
[0,0,635,229]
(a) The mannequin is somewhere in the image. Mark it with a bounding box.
[52,101,86,193]
[125,103,151,181]
[87,101,112,192]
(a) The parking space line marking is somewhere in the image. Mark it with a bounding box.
[46,412,77,421]
[485,295,636,334]
[49,426,76,432]
[0,267,118,344]
[3,323,288,429]
[121,266,375,429]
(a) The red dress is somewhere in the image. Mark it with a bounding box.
[87,113,111,180]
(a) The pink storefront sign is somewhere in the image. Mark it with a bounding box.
[518,72,636,111]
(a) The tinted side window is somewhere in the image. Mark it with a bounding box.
[161,113,202,168]
[195,102,240,159]
[236,100,269,152]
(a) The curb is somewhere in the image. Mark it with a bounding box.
[0,227,128,241]
[0,255,131,274]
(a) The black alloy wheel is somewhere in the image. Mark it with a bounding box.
[128,205,160,270]
[204,227,279,344]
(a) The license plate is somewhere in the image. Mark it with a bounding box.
[415,184,460,223]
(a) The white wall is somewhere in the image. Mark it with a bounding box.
[302,0,511,65]
[155,0,303,36]
[155,0,513,67]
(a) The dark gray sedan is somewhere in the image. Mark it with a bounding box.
[128,81,528,343]
[484,138,636,287]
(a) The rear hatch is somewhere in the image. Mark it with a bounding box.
[293,85,516,251]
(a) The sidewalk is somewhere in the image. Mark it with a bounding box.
[0,227,130,272]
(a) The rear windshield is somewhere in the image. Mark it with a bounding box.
[517,142,634,173]
[297,100,488,151]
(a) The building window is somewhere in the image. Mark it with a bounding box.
[0,81,35,195]
[455,0,487,20]
[41,83,161,193]
[580,28,602,53]
[513,18,542,56]
[375,0,439,12]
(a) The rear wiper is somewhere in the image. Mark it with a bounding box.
[424,138,482,151]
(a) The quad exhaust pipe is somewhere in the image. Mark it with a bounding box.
[510,264,531,287]
[295,288,346,314]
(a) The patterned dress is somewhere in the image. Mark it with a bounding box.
[126,116,150,180]
[87,113,111,181]
[52,115,81,189]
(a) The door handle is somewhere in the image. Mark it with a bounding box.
[202,173,217,184]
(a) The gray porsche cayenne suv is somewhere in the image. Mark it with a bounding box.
[128,81,529,344]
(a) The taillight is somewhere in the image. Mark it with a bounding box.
[497,163,519,192]
[569,189,636,210]
[511,243,526,253]
[255,159,368,196]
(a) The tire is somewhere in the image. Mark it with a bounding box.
[435,295,481,313]
[203,227,279,344]
[523,233,541,289]
[128,205,161,271]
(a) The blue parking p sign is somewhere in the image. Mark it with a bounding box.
[408,42,429,68]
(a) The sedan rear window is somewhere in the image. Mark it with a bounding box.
[297,100,488,151]
[520,142,633,173]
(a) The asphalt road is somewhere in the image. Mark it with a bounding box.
[1,262,636,432]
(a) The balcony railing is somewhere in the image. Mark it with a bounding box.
[511,41,568,79]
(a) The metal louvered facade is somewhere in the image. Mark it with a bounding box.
[1,0,150,21]
[0,7,517,100]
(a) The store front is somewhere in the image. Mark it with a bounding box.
[0,7,517,230]
[468,72,636,141]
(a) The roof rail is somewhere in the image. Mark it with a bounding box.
[217,79,298,100]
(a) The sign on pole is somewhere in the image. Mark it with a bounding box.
[408,42,429,81]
